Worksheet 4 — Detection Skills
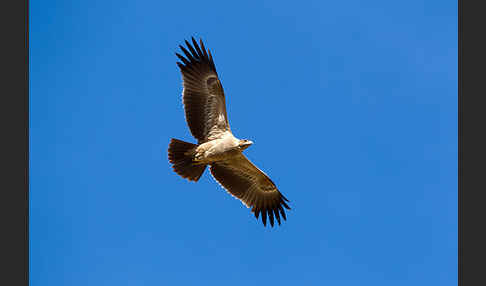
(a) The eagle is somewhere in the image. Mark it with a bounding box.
[168,37,290,227]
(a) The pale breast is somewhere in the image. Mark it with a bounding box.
[199,133,241,163]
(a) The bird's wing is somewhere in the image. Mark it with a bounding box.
[176,37,230,143]
[210,153,290,227]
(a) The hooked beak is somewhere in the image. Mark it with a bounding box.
[240,140,254,150]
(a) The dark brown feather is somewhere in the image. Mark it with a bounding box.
[168,138,207,182]
[175,38,229,143]
[209,154,290,227]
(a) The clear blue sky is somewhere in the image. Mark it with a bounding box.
[30,1,457,285]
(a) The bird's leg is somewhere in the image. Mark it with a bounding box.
[192,151,206,164]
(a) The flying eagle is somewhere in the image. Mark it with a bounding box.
[168,37,290,227]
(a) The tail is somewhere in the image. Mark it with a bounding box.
[168,138,207,182]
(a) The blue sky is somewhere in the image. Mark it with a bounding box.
[30,0,457,285]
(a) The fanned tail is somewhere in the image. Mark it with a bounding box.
[168,138,207,182]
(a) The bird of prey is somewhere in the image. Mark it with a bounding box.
[168,37,291,227]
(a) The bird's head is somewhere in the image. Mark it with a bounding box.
[238,139,253,151]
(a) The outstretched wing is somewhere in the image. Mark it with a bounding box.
[176,37,230,143]
[210,153,291,227]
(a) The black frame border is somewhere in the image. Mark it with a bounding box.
[0,0,29,285]
[459,0,486,285]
